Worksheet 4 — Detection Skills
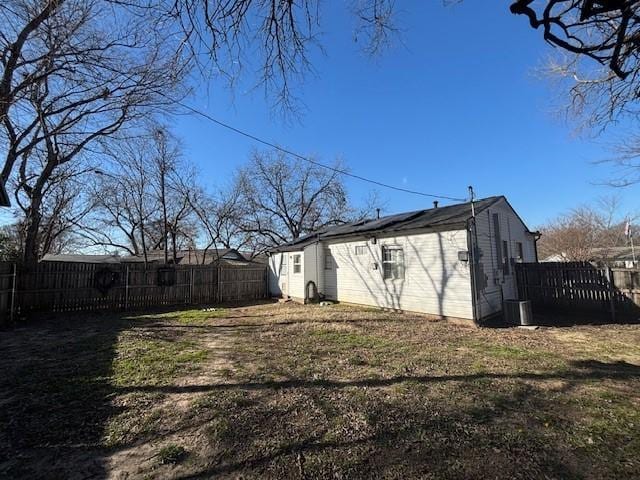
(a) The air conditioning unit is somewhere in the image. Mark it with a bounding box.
[503,300,534,326]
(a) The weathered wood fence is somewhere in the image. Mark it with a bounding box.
[0,261,268,325]
[515,262,640,321]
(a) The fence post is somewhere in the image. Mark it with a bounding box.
[606,266,616,323]
[124,264,129,310]
[217,266,222,303]
[189,267,194,305]
[9,263,17,323]
[264,267,268,299]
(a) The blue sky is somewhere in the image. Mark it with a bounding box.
[4,2,633,229]
[170,1,639,228]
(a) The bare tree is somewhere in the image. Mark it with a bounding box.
[0,223,22,261]
[82,137,156,261]
[0,0,67,124]
[511,1,640,127]
[182,182,252,262]
[233,149,378,251]
[1,0,185,264]
[84,127,198,264]
[537,196,637,261]
[141,127,199,263]
[10,159,95,260]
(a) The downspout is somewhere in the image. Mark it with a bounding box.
[315,233,322,300]
[467,186,480,324]
[533,231,541,263]
[467,218,479,325]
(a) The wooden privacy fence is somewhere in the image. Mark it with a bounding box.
[515,262,640,321]
[0,261,268,324]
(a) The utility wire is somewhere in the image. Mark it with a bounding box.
[162,93,467,203]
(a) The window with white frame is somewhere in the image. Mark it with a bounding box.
[382,246,404,280]
[324,249,333,270]
[292,254,301,274]
[355,245,367,256]
[280,254,287,274]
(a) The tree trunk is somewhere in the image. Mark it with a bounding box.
[22,203,42,267]
[171,230,177,264]
[161,168,168,264]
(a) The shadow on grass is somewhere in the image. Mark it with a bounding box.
[166,359,640,479]
[116,359,640,394]
[0,312,129,479]
[1,307,638,479]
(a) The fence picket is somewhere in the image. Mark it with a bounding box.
[516,262,640,321]
[0,261,267,323]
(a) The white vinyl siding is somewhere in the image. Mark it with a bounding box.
[268,250,306,299]
[473,198,536,319]
[323,230,473,319]
[268,253,286,297]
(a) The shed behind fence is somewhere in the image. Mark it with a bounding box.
[0,261,268,324]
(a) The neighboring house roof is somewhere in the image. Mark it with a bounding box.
[542,247,638,263]
[144,248,246,265]
[590,246,638,262]
[270,196,520,253]
[41,254,124,263]
[541,254,567,262]
[41,248,255,265]
[240,251,268,264]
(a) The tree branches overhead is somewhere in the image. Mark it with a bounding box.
[511,1,640,80]
[511,0,640,126]
[171,0,398,112]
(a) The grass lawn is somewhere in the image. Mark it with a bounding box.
[0,302,639,479]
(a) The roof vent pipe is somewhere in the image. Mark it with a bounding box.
[433,201,439,209]
[376,208,380,219]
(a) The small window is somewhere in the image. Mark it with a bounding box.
[282,254,287,266]
[324,249,333,270]
[355,245,367,256]
[516,242,524,260]
[502,240,510,275]
[382,246,404,280]
[292,254,301,274]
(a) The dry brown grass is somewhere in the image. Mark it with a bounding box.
[1,301,639,479]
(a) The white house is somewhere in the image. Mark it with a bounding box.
[267,196,539,324]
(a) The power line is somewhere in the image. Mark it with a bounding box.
[161,93,467,203]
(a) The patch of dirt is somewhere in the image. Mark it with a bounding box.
[105,320,238,479]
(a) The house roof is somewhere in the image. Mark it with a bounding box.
[140,248,246,265]
[588,247,637,262]
[41,248,256,265]
[41,254,123,263]
[270,196,511,252]
[542,247,638,263]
